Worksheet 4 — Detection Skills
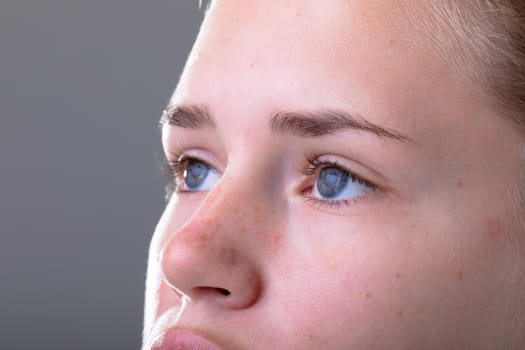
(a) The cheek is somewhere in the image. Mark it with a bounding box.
[268,214,516,347]
[267,222,412,345]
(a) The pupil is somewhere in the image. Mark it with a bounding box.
[325,173,339,186]
[317,167,348,198]
[184,161,209,189]
[190,164,205,177]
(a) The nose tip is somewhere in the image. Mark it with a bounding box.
[160,223,262,310]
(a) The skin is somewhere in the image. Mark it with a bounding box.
[143,1,525,349]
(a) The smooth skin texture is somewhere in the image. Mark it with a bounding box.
[143,1,525,349]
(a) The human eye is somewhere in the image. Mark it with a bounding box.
[300,153,378,209]
[162,153,221,200]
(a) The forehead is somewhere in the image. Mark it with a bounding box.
[172,1,460,132]
[194,0,415,59]
[178,0,421,88]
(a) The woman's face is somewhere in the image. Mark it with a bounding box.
[143,1,525,349]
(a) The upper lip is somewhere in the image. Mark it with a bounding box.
[148,327,227,350]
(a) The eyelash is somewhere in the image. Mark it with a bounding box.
[300,153,378,209]
[161,152,379,208]
[161,154,193,201]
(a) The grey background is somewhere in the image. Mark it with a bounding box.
[0,1,202,348]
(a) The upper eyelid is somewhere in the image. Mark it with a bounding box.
[167,154,196,175]
[167,152,379,184]
[166,149,224,173]
[303,158,347,176]
[301,154,381,190]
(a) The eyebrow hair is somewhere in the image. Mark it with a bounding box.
[269,109,410,141]
[161,103,411,142]
[160,104,214,129]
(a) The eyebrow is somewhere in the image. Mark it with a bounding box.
[161,104,411,142]
[160,104,214,129]
[269,110,410,141]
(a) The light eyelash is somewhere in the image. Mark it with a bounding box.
[303,197,352,209]
[302,153,376,188]
[300,153,378,209]
[161,153,198,201]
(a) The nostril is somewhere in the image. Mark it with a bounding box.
[195,286,231,296]
[218,288,231,296]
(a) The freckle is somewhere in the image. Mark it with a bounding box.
[456,180,463,187]
[365,292,372,299]
[397,310,404,318]
[248,63,255,68]
[484,217,504,241]
[329,264,337,271]
[456,270,463,281]
[240,226,248,235]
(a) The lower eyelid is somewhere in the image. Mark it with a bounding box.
[304,197,350,208]
[301,195,374,214]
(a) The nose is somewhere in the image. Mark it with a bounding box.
[160,185,264,310]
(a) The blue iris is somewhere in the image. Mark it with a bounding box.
[316,167,349,198]
[184,160,210,189]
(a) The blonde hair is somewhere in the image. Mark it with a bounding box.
[426,2,525,343]
[409,1,525,127]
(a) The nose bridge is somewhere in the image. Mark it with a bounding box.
[193,171,266,238]
[194,150,282,236]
